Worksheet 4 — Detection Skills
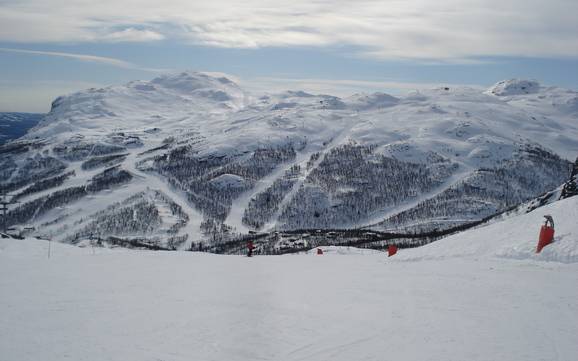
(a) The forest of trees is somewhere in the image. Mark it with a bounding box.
[67,190,189,249]
[278,144,457,229]
[6,165,133,227]
[1,154,66,192]
[81,153,128,170]
[150,142,299,222]
[2,124,573,250]
[53,141,126,161]
[242,164,301,229]
[560,157,578,199]
[378,143,571,232]
[13,171,75,200]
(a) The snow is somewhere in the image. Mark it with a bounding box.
[345,92,399,110]
[397,195,578,263]
[0,241,577,360]
[29,73,578,162]
[263,118,359,231]
[209,173,248,189]
[1,196,578,361]
[28,71,249,140]
[306,245,383,255]
[10,72,578,240]
[124,149,204,246]
[487,79,541,96]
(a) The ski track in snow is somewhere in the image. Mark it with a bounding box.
[1,191,577,361]
[264,115,359,231]
[7,73,578,243]
[1,236,577,361]
[359,160,474,229]
[125,149,204,247]
[225,157,301,234]
[226,113,358,233]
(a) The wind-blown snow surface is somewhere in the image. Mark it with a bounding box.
[397,195,578,263]
[1,197,578,361]
[3,73,578,246]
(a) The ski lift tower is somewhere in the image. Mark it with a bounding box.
[1,188,19,235]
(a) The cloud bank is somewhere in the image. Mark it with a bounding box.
[1,0,577,62]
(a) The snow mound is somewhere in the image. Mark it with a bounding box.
[276,90,315,98]
[209,174,248,189]
[306,246,383,255]
[150,71,244,102]
[0,236,88,259]
[561,96,578,114]
[346,92,399,110]
[397,196,578,263]
[487,79,541,96]
[28,71,248,139]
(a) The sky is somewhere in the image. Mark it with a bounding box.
[1,0,578,112]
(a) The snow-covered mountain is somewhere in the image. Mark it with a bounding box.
[2,72,577,249]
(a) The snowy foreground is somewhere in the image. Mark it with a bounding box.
[1,198,578,361]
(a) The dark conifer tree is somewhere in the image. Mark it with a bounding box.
[560,157,578,199]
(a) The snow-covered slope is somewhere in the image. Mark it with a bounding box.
[2,73,577,248]
[1,219,578,361]
[30,72,249,140]
[398,195,578,263]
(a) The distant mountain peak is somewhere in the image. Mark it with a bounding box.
[30,71,249,139]
[150,71,241,93]
[487,79,541,96]
[345,92,399,110]
[5,73,578,249]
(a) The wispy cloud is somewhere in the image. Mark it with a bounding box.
[101,28,165,42]
[1,0,578,62]
[0,47,168,72]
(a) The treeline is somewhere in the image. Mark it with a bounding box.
[278,144,456,229]
[199,212,500,255]
[86,166,132,192]
[81,153,127,170]
[151,142,298,222]
[242,164,301,229]
[379,144,571,232]
[6,166,133,227]
[13,171,75,200]
[560,157,578,199]
[0,140,44,156]
[67,190,190,249]
[1,154,66,192]
[200,218,234,244]
[53,141,126,161]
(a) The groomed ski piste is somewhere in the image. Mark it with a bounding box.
[1,196,577,361]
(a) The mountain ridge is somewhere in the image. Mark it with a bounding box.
[2,72,577,249]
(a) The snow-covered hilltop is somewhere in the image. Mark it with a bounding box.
[2,72,577,249]
[31,72,250,139]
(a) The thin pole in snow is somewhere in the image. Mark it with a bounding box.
[89,233,95,255]
[1,188,18,235]
[48,237,51,259]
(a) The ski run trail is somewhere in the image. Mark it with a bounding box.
[124,149,204,248]
[263,116,359,232]
[1,196,578,361]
